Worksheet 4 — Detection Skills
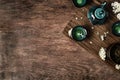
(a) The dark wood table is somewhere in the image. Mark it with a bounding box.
[0,0,120,80]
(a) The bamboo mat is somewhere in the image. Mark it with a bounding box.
[63,0,120,70]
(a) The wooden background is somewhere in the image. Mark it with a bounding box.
[0,0,120,80]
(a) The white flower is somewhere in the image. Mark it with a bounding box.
[117,13,120,20]
[100,35,105,41]
[99,47,106,61]
[115,64,120,70]
[68,28,73,38]
[111,2,120,14]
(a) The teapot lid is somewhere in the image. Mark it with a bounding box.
[94,8,106,19]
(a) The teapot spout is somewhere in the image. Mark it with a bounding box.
[101,1,107,8]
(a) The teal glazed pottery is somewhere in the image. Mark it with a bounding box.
[72,0,87,7]
[107,43,120,64]
[87,2,108,25]
[69,26,87,41]
[112,21,120,37]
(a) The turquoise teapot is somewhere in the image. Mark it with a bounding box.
[87,2,108,25]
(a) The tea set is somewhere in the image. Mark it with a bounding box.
[68,0,120,70]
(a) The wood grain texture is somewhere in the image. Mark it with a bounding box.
[0,0,120,80]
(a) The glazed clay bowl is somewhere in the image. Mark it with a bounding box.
[72,0,87,7]
[107,43,120,64]
[70,25,88,41]
[112,21,120,37]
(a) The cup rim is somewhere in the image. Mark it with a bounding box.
[107,43,120,64]
[112,21,120,37]
[71,25,87,41]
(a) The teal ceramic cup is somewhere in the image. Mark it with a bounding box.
[72,0,87,7]
[68,26,87,41]
[112,21,120,37]
[107,43,120,64]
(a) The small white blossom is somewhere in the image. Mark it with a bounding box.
[115,64,120,70]
[96,32,100,35]
[100,35,105,41]
[80,17,83,20]
[75,17,78,20]
[99,47,106,61]
[111,2,120,14]
[89,41,93,44]
[104,32,107,37]
[106,31,109,34]
[117,13,120,20]
[111,1,120,20]
[91,27,94,29]
[68,28,73,38]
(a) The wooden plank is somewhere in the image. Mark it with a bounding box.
[63,0,120,70]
